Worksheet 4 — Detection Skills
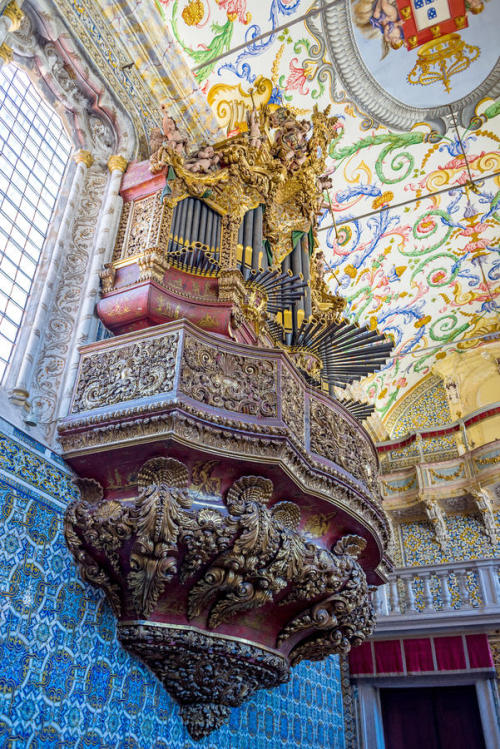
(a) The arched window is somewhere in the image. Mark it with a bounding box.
[0,63,72,382]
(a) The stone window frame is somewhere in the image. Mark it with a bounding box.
[0,0,137,440]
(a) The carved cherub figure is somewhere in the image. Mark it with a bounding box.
[270,107,312,170]
[184,144,220,174]
[161,107,187,154]
[246,107,263,148]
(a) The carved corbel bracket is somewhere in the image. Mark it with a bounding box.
[470,486,498,546]
[137,247,170,284]
[99,263,116,294]
[65,456,375,739]
[421,496,449,550]
[217,268,247,306]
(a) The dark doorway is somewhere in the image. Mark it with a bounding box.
[380,685,486,749]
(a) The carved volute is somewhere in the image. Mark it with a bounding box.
[65,459,374,739]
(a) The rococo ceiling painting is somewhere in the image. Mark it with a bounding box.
[96,0,499,428]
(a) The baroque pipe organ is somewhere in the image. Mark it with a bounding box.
[61,105,394,739]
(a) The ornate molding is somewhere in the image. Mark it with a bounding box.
[31,168,108,438]
[180,336,278,418]
[281,366,305,443]
[65,457,374,737]
[59,407,391,569]
[71,332,179,414]
[310,399,380,497]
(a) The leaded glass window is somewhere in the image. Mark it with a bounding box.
[0,64,72,382]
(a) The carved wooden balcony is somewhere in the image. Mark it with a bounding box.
[59,319,392,739]
[59,318,390,578]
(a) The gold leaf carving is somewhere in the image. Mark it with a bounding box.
[72,333,179,413]
[180,336,277,417]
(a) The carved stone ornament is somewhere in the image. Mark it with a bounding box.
[65,457,374,739]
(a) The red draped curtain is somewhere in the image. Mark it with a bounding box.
[380,685,486,749]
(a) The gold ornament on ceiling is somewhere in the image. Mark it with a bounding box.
[207,76,275,136]
[181,0,205,26]
[408,33,480,93]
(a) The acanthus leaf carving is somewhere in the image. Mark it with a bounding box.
[180,337,278,418]
[65,456,375,737]
[128,457,195,616]
[71,332,179,413]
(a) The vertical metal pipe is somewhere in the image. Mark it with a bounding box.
[210,211,218,252]
[184,198,195,270]
[253,206,264,269]
[302,236,312,318]
[292,238,305,330]
[205,207,214,251]
[291,235,303,278]
[244,209,253,264]
[192,197,201,242]
[214,214,221,261]
[199,203,208,247]
[177,199,188,245]
[185,198,195,244]
[171,201,180,244]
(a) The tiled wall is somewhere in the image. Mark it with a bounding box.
[399,513,500,567]
[0,425,346,748]
[391,378,452,438]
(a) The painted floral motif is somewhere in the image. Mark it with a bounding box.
[285,58,312,95]
[217,0,251,24]
[150,0,500,421]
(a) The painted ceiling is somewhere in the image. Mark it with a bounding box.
[61,0,500,433]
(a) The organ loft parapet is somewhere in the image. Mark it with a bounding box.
[62,103,395,739]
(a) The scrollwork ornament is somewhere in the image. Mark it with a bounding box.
[180,336,277,417]
[65,456,376,737]
[71,333,178,413]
